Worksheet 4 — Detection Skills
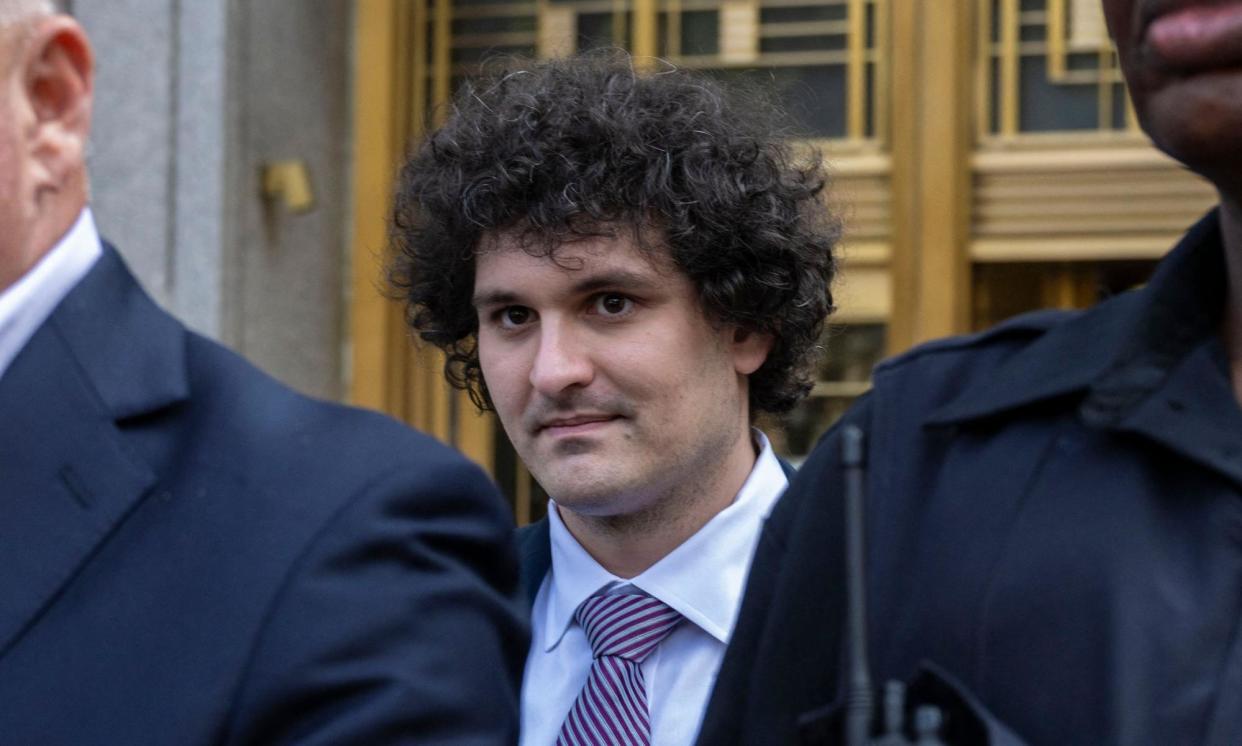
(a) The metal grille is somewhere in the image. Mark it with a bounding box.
[978,0,1135,139]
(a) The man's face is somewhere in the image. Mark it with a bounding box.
[474,230,761,520]
[1103,0,1242,192]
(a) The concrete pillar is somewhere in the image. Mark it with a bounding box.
[72,0,351,401]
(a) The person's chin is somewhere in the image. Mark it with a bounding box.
[530,451,622,501]
[1143,75,1242,177]
[545,476,629,515]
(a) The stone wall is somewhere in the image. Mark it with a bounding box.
[71,0,352,401]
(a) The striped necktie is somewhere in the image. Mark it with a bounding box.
[556,590,685,746]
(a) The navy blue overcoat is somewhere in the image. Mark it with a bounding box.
[0,246,528,744]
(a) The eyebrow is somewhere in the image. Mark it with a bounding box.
[571,270,662,295]
[472,269,663,308]
[471,290,522,309]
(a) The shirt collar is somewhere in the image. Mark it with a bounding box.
[926,209,1225,427]
[541,430,788,651]
[0,208,102,382]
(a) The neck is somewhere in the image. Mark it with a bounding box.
[558,426,760,579]
[0,190,86,293]
[1220,194,1242,403]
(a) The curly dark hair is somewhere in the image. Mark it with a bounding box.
[390,52,839,414]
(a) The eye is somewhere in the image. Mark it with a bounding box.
[592,293,634,317]
[496,306,534,329]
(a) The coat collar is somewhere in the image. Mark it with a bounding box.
[0,245,188,659]
[49,243,189,419]
[926,210,1225,427]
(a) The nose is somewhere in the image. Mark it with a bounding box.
[528,317,594,396]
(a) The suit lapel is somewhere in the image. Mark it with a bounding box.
[0,246,187,658]
[517,519,551,608]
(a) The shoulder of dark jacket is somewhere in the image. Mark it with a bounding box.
[875,308,1074,377]
[516,519,551,609]
[868,300,1131,427]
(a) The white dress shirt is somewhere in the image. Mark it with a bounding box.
[0,208,102,382]
[520,431,788,746]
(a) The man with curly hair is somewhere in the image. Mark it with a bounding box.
[391,53,838,745]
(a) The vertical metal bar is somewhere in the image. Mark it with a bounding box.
[539,2,580,59]
[1125,87,1140,132]
[667,0,682,58]
[1118,34,1141,132]
[433,0,452,120]
[975,0,992,138]
[426,0,453,443]
[613,0,627,47]
[350,0,401,413]
[719,0,759,64]
[1097,47,1113,131]
[411,0,428,136]
[1000,0,1020,136]
[874,0,889,145]
[847,0,867,141]
[1047,0,1066,80]
[886,0,918,353]
[633,0,657,58]
[392,0,416,424]
[409,0,449,445]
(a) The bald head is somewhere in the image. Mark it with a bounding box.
[0,1,54,75]
[0,1,54,27]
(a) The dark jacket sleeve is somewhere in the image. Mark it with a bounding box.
[698,396,872,746]
[222,455,528,746]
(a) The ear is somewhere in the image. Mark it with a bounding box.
[730,327,774,376]
[21,17,93,197]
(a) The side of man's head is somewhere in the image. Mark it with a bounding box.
[1102,0,1242,198]
[391,54,837,520]
[0,0,91,291]
[0,0,52,27]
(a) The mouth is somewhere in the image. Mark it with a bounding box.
[536,414,622,438]
[1142,1,1242,73]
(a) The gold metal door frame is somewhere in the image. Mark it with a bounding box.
[349,0,495,474]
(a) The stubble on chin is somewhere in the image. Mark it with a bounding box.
[554,451,719,542]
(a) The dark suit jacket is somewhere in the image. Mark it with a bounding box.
[700,212,1242,745]
[0,246,528,744]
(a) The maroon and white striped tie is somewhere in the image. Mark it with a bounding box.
[556,590,685,746]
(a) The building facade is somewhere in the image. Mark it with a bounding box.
[83,0,1217,522]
